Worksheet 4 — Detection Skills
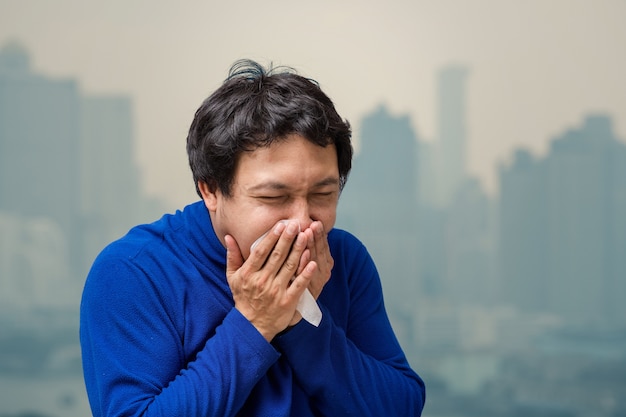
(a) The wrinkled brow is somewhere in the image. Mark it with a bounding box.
[248,177,340,192]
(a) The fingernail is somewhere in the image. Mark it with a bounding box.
[286,221,298,235]
[273,222,286,235]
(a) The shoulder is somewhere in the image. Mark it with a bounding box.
[93,203,195,269]
[84,224,164,299]
[328,227,364,251]
[83,210,187,300]
[328,227,377,276]
[328,227,371,255]
[322,228,385,321]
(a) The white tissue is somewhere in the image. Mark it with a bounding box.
[295,285,322,327]
[250,221,322,327]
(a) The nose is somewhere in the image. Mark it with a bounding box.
[290,198,313,231]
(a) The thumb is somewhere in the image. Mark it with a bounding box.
[224,235,244,278]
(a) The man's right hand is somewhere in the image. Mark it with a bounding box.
[224,221,317,341]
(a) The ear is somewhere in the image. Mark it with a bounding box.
[198,181,219,212]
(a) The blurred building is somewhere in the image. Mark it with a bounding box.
[0,41,162,311]
[78,95,146,272]
[444,177,495,306]
[337,66,496,352]
[498,149,549,312]
[0,41,82,279]
[0,212,75,310]
[416,65,495,306]
[498,115,626,328]
[435,66,469,208]
[337,104,421,343]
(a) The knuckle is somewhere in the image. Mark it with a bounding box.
[269,249,283,263]
[283,258,297,271]
[268,285,280,298]
[253,281,264,293]
[250,274,268,292]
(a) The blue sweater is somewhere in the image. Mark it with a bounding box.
[80,201,425,416]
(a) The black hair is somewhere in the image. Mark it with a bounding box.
[186,59,353,197]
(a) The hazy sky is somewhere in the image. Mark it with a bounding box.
[1,0,625,207]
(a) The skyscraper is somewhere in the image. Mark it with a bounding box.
[436,66,469,208]
[498,115,626,327]
[0,41,82,309]
[79,95,144,272]
[498,149,549,312]
[0,41,82,272]
[545,115,626,326]
[337,104,421,345]
[0,41,159,309]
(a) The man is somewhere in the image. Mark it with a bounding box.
[80,59,425,416]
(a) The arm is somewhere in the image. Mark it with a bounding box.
[273,235,426,416]
[80,254,279,417]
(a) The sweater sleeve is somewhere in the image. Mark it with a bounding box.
[272,236,426,416]
[79,253,279,417]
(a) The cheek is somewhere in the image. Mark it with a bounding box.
[238,227,269,257]
[324,212,337,231]
[219,200,278,249]
[315,205,337,231]
[239,217,282,258]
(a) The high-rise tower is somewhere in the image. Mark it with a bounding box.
[498,115,626,327]
[436,66,469,207]
[0,41,81,267]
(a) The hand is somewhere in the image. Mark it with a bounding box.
[225,221,317,341]
[298,221,334,300]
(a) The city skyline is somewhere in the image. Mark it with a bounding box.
[3,40,625,323]
[2,36,625,417]
[1,0,625,207]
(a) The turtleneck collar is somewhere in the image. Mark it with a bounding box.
[178,201,227,272]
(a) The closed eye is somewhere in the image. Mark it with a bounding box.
[310,191,338,202]
[257,195,288,203]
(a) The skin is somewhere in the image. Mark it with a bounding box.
[198,134,339,342]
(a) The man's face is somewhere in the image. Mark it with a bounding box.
[199,134,340,258]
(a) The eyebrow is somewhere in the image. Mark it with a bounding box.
[248,176,340,193]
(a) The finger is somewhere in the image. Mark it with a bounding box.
[304,227,316,260]
[319,225,333,267]
[247,221,286,269]
[263,221,301,272]
[297,248,311,276]
[288,261,316,298]
[309,221,330,267]
[308,222,334,292]
[275,232,307,286]
[312,221,327,253]
[224,234,244,279]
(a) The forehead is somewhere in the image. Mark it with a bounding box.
[234,135,339,188]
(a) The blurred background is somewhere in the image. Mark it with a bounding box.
[1,1,625,416]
